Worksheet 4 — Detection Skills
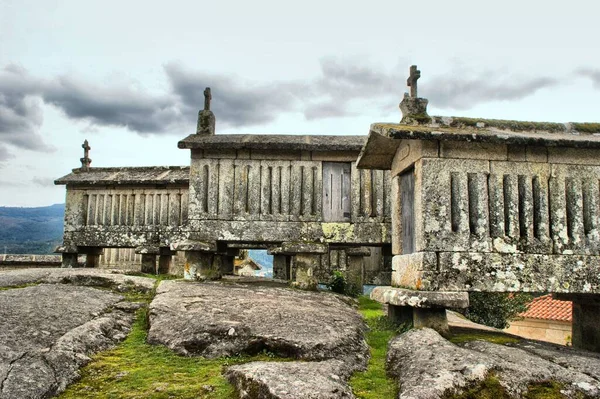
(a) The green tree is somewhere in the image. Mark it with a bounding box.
[464,292,532,329]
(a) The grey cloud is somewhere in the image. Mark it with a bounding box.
[31,176,55,187]
[578,68,600,89]
[165,63,302,128]
[423,71,559,110]
[44,76,181,134]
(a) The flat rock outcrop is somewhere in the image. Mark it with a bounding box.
[225,360,356,399]
[387,327,600,399]
[148,280,368,362]
[0,267,155,292]
[148,280,369,398]
[0,268,154,398]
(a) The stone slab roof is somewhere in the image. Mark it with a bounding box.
[358,116,600,169]
[55,166,189,186]
[520,294,572,322]
[178,134,366,152]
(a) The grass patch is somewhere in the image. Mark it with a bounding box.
[0,282,40,291]
[348,296,401,399]
[449,328,521,346]
[59,278,282,399]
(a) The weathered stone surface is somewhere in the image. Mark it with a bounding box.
[371,286,469,308]
[147,280,369,363]
[55,166,189,186]
[387,328,494,399]
[281,242,328,254]
[387,328,600,399]
[225,360,357,399]
[0,268,156,291]
[0,284,137,399]
[0,254,61,266]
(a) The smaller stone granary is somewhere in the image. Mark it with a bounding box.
[361,65,600,352]
[55,88,394,289]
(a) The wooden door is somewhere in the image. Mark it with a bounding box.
[322,162,351,222]
[400,168,415,254]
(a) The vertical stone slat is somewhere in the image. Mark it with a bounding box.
[218,160,233,219]
[96,194,104,226]
[160,193,169,226]
[87,194,97,226]
[532,176,550,241]
[261,165,272,215]
[112,194,120,226]
[582,178,599,241]
[383,170,392,220]
[280,163,291,219]
[290,164,303,217]
[180,190,189,224]
[248,163,261,217]
[127,194,135,226]
[503,175,519,239]
[351,162,361,221]
[119,193,127,226]
[153,193,161,227]
[145,194,153,225]
[169,190,180,226]
[518,175,534,239]
[374,170,385,219]
[81,194,89,226]
[450,172,469,235]
[391,175,402,255]
[313,165,323,220]
[233,163,247,215]
[134,192,144,226]
[566,178,584,245]
[105,194,113,227]
[302,165,314,216]
[362,169,373,218]
[468,173,489,238]
[488,174,505,238]
[549,176,568,253]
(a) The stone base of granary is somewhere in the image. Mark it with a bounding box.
[61,253,80,268]
[392,252,600,293]
[371,286,469,335]
[183,252,220,280]
[141,254,157,274]
[556,293,600,352]
[290,253,320,291]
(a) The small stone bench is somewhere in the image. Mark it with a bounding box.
[371,286,469,335]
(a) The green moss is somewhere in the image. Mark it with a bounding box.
[348,296,400,399]
[442,117,566,132]
[571,122,600,133]
[449,328,521,345]
[0,282,40,291]
[442,372,510,399]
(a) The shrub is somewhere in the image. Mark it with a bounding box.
[326,270,361,297]
[464,292,532,329]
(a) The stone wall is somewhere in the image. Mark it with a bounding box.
[505,318,572,346]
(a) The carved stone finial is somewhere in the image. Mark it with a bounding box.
[80,139,92,170]
[399,65,430,125]
[204,87,211,111]
[197,87,216,135]
[406,65,421,98]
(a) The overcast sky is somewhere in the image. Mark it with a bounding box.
[1,0,599,207]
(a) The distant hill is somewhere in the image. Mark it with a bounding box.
[0,204,65,254]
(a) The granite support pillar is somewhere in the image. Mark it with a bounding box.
[184,251,220,280]
[61,253,79,268]
[281,242,328,291]
[273,254,290,280]
[141,254,157,274]
[556,294,600,352]
[85,253,101,268]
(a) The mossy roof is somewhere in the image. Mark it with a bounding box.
[55,166,189,186]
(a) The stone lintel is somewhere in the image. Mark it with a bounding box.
[170,239,217,253]
[135,245,161,255]
[371,286,469,309]
[227,242,270,250]
[344,246,371,257]
[281,242,328,255]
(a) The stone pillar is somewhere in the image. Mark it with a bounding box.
[272,255,290,280]
[345,247,370,294]
[292,253,320,290]
[85,253,101,268]
[141,254,157,274]
[184,251,220,280]
[61,253,79,268]
[217,254,234,275]
[158,254,172,275]
[556,294,600,352]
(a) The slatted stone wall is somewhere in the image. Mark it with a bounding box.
[190,159,391,222]
[80,188,188,227]
[414,159,600,255]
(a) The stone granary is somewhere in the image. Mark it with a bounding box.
[55,88,392,289]
[362,66,600,352]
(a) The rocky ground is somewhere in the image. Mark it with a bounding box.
[3,268,600,399]
[148,279,370,398]
[0,268,154,399]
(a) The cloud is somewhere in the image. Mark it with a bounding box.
[31,176,55,187]
[165,63,302,127]
[0,65,52,154]
[423,68,559,110]
[578,68,600,89]
[43,75,182,134]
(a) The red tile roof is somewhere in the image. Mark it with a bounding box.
[520,294,572,322]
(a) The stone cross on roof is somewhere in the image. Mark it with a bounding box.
[204,87,211,111]
[406,65,421,98]
[80,139,92,170]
